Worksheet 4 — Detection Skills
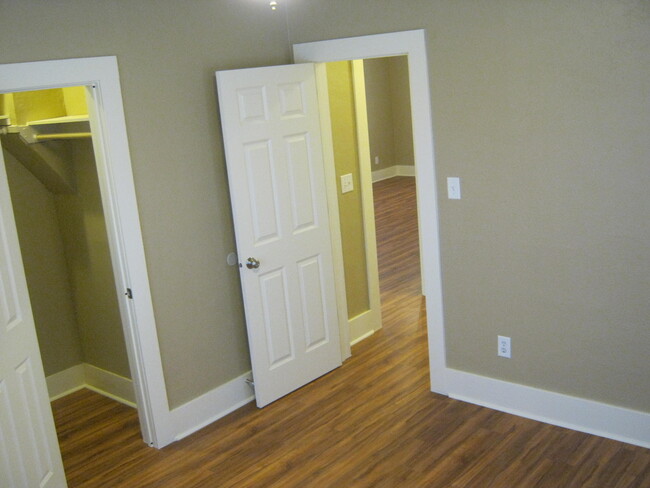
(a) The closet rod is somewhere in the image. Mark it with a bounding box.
[34,132,92,141]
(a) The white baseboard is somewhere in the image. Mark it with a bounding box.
[371,165,416,182]
[349,309,378,345]
[171,371,255,442]
[46,364,86,401]
[446,369,650,449]
[351,329,375,346]
[84,363,136,407]
[46,363,135,407]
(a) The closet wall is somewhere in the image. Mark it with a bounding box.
[4,150,84,375]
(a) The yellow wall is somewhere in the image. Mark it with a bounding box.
[4,86,87,123]
[326,61,370,319]
[12,89,67,125]
[0,93,16,122]
[62,87,88,116]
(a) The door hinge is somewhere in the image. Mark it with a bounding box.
[125,288,133,299]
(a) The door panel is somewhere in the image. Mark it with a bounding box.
[217,64,341,407]
[0,146,67,487]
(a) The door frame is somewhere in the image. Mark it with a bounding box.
[349,59,383,346]
[294,29,448,394]
[0,56,173,447]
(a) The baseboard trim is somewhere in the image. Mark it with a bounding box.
[46,364,86,401]
[371,165,416,182]
[349,310,378,345]
[84,364,136,407]
[46,363,135,407]
[350,329,375,346]
[446,369,650,449]
[171,372,255,442]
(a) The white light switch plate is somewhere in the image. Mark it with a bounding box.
[341,173,354,193]
[447,177,461,199]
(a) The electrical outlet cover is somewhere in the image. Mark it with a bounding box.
[341,173,354,193]
[498,335,511,358]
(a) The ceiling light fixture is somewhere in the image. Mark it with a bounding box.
[270,1,278,10]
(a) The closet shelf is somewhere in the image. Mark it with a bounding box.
[4,115,92,143]
[26,115,91,142]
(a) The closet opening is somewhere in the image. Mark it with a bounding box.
[1,86,137,436]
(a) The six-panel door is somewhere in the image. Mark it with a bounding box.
[0,145,67,487]
[217,63,342,407]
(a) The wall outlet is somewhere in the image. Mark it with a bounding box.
[374,156,380,166]
[340,173,354,193]
[498,335,511,358]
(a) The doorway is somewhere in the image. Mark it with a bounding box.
[0,56,172,452]
[362,55,424,341]
[295,30,448,394]
[2,87,136,408]
[323,55,423,348]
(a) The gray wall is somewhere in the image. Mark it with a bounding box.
[4,150,84,376]
[364,56,414,171]
[0,0,289,408]
[2,0,649,413]
[4,139,130,380]
[289,0,650,412]
[55,140,130,378]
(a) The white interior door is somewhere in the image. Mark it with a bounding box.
[0,145,67,487]
[217,64,342,407]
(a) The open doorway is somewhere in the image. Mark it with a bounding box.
[295,30,447,394]
[323,55,424,354]
[363,56,424,340]
[1,87,136,405]
[0,57,174,465]
[1,86,139,480]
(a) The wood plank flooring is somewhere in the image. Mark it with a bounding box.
[52,176,650,487]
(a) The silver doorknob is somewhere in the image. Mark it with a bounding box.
[246,257,260,269]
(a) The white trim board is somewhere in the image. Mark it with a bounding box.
[351,59,383,352]
[46,363,136,407]
[314,63,352,362]
[171,372,255,442]
[46,365,86,401]
[47,365,256,444]
[349,310,378,345]
[447,369,650,449]
[85,363,136,407]
[371,165,416,183]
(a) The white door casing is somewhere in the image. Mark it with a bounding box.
[0,56,173,448]
[0,146,67,487]
[293,30,448,395]
[217,64,342,407]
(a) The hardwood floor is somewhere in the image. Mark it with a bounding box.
[52,176,650,487]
